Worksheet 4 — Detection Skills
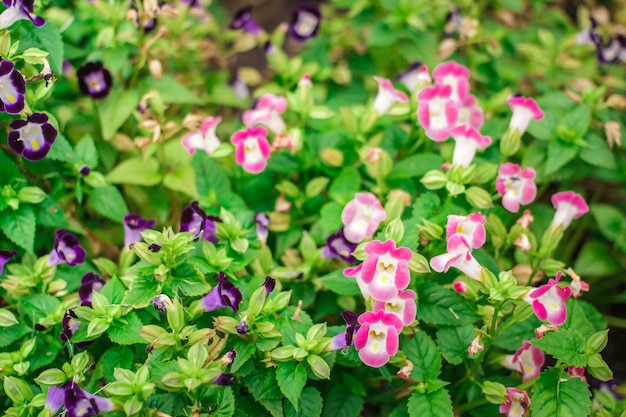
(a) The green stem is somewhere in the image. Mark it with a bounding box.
[606,315,626,329]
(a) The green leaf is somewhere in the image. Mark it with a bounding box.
[108,312,146,345]
[328,167,361,205]
[530,329,587,367]
[28,339,59,372]
[564,104,591,138]
[526,112,558,141]
[20,294,60,323]
[0,324,30,348]
[285,387,323,417]
[143,74,205,104]
[122,274,161,308]
[75,134,99,168]
[14,21,64,73]
[416,283,479,326]
[276,361,307,411]
[545,141,577,176]
[402,332,442,382]
[105,157,162,186]
[46,134,74,162]
[389,154,444,179]
[231,342,256,373]
[407,388,454,417]
[492,316,542,351]
[35,197,68,228]
[0,205,36,252]
[573,240,622,277]
[100,276,125,304]
[368,21,398,47]
[97,89,141,139]
[322,385,363,417]
[317,269,361,296]
[436,325,475,365]
[163,163,198,198]
[579,134,616,169]
[216,386,235,417]
[0,150,20,185]
[530,368,591,417]
[89,184,129,223]
[590,204,626,242]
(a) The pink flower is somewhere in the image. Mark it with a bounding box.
[449,124,492,167]
[445,213,486,249]
[242,94,288,134]
[417,84,459,142]
[181,116,222,155]
[456,94,484,130]
[231,126,271,174]
[397,62,431,92]
[468,335,484,356]
[502,341,545,381]
[341,192,387,244]
[534,324,558,338]
[513,233,531,252]
[372,76,408,115]
[361,240,412,302]
[372,289,417,326]
[272,133,294,152]
[568,269,589,298]
[527,272,571,326]
[344,263,370,300]
[430,234,483,280]
[354,310,403,368]
[567,366,587,382]
[499,388,531,417]
[453,281,467,293]
[432,61,470,102]
[496,163,537,213]
[507,95,544,135]
[551,191,589,230]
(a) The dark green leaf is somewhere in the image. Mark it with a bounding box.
[276,361,307,411]
[148,74,205,104]
[530,329,587,367]
[579,134,616,169]
[416,283,479,326]
[545,141,577,176]
[0,150,20,185]
[530,368,591,417]
[402,332,442,382]
[216,386,235,417]
[35,197,68,228]
[317,269,361,296]
[564,104,591,138]
[20,294,60,323]
[591,204,626,242]
[15,21,64,73]
[89,184,129,223]
[493,316,542,351]
[231,342,256,373]
[526,112,558,141]
[108,312,146,345]
[390,154,444,179]
[328,167,361,205]
[573,240,622,277]
[46,134,74,162]
[0,206,36,252]
[322,385,363,417]
[436,325,475,365]
[0,324,30,348]
[368,21,398,47]
[285,387,323,417]
[407,388,454,417]
[28,338,59,372]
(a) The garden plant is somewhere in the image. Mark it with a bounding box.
[0,0,625,416]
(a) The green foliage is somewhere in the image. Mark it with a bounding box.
[407,389,454,417]
[531,368,592,417]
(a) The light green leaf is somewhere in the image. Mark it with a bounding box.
[15,21,64,73]
[389,153,444,179]
[564,104,591,138]
[108,312,146,345]
[231,342,256,373]
[402,332,442,382]
[20,294,60,323]
[163,164,198,198]
[148,74,205,104]
[530,368,591,417]
[105,157,162,186]
[328,167,361,205]
[407,388,454,417]
[545,141,577,176]
[526,112,558,141]
[530,329,587,367]
[276,362,307,411]
[98,89,140,139]
[285,387,323,417]
[0,206,35,252]
[436,325,475,365]
[100,276,125,304]
[368,21,398,47]
[416,283,479,326]
[317,270,361,296]
[579,134,616,169]
[75,134,99,168]
[46,134,74,162]
[89,184,129,223]
[121,274,161,308]
[590,204,626,242]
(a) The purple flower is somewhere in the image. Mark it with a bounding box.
[323,228,357,264]
[254,212,269,244]
[329,311,359,350]
[288,3,321,42]
[63,382,114,417]
[443,8,463,37]
[77,62,113,99]
[221,349,237,366]
[148,243,162,252]
[123,213,156,248]
[0,60,25,114]
[59,310,79,343]
[214,373,235,386]
[78,165,91,176]
[230,6,261,37]
[48,229,87,267]
[7,112,58,161]
[180,201,206,238]
[151,294,171,313]
[78,272,105,307]
[0,249,17,275]
[200,272,242,313]
[0,0,46,30]
[262,276,275,295]
[236,315,249,334]
[596,35,626,64]
[203,215,221,244]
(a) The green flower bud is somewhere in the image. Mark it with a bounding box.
[319,148,344,167]
[480,268,498,288]
[384,218,405,243]
[84,171,107,188]
[306,323,327,342]
[359,108,379,133]
[271,346,296,361]
[542,258,565,277]
[420,170,447,190]
[0,308,18,327]
[213,316,239,335]
[305,177,330,199]
[309,106,335,120]
[419,219,444,241]
[139,325,168,343]
[445,181,465,196]
[87,318,109,338]
[588,353,613,381]
[161,372,186,390]
[166,299,185,334]
[472,162,498,184]
[307,354,330,379]
[465,186,493,209]
[71,352,90,374]
[408,251,431,274]
[293,347,308,360]
[123,397,143,416]
[3,377,33,404]
[500,128,521,157]
[103,381,134,397]
[130,242,161,265]
[585,330,609,355]
[35,369,67,386]
[187,343,209,369]
[17,186,46,204]
[482,381,508,404]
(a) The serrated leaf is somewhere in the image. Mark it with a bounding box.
[0,324,30,348]
[276,362,307,411]
[389,153,444,179]
[564,104,591,138]
[492,316,542,351]
[98,89,140,139]
[231,342,256,373]
[46,134,74,162]
[545,141,577,176]
[0,206,36,252]
[416,283,479,326]
[526,112,558,141]
[75,134,99,168]
[14,21,64,73]
[89,184,129,223]
[328,167,361,205]
[322,385,363,417]
[531,368,591,417]
[105,157,162,186]
[108,312,146,345]
[579,134,616,169]
[407,388,454,417]
[436,325,475,365]
[530,329,587,367]
[216,386,235,417]
[285,387,323,417]
[121,274,161,308]
[0,150,20,185]
[100,276,125,304]
[28,339,59,372]
[163,163,198,198]
[35,197,67,228]
[402,332,442,382]
[20,294,60,323]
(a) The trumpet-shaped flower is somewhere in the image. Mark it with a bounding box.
[7,112,58,161]
[63,382,114,417]
[449,124,492,167]
[329,310,359,351]
[551,191,589,230]
[229,6,261,37]
[527,271,571,325]
[48,229,87,267]
[242,94,287,134]
[0,60,25,114]
[200,272,242,313]
[372,289,417,326]
[430,234,482,280]
[361,240,412,302]
[456,94,484,130]
[432,61,470,102]
[288,3,321,42]
[496,163,537,213]
[0,0,45,30]
[372,76,408,116]
[0,249,16,275]
[568,366,587,382]
[417,84,459,141]
[354,310,403,368]
[181,116,222,155]
[510,341,544,381]
[78,272,105,307]
[254,212,270,244]
[341,192,387,243]
[77,62,113,99]
[507,95,544,135]
[344,263,370,300]
[499,388,531,417]
[397,62,431,92]
[445,212,486,249]
[123,213,156,248]
[180,201,206,239]
[231,126,271,174]
[323,228,357,264]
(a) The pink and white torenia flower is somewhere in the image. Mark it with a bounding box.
[341,192,387,244]
[231,126,271,174]
[354,310,403,368]
[372,289,417,326]
[445,212,486,249]
[499,388,531,417]
[432,61,471,103]
[417,84,459,142]
[361,240,412,302]
[527,271,571,326]
[430,234,483,281]
[551,191,589,230]
[449,124,492,167]
[502,341,545,381]
[397,62,431,93]
[181,116,221,155]
[344,263,370,300]
[507,95,544,135]
[372,76,408,116]
[496,163,537,213]
[456,94,484,130]
[567,366,587,382]
[242,94,288,134]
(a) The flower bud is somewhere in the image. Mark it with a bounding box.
[319,148,344,167]
[585,330,609,355]
[17,186,46,204]
[420,170,447,190]
[542,258,565,277]
[306,323,327,342]
[500,128,521,157]
[482,381,507,404]
[271,346,296,361]
[408,251,430,274]
[384,218,405,243]
[307,354,330,379]
[35,369,68,386]
[0,308,18,327]
[465,186,493,209]
[3,377,33,404]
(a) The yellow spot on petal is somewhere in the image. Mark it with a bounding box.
[31,139,40,150]
[372,343,379,352]
[7,93,16,103]
[550,302,558,309]
[67,253,75,260]
[190,227,197,233]
[524,366,532,373]
[456,225,463,233]
[341,250,349,257]
[381,275,387,284]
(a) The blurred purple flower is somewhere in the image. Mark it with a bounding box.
[0,249,16,275]
[200,272,242,313]
[0,60,25,114]
[77,62,113,99]
[254,212,269,244]
[443,8,463,37]
[48,229,86,267]
[123,213,156,248]
[329,310,359,350]
[288,3,321,42]
[59,310,79,343]
[78,165,91,176]
[236,315,248,334]
[0,0,45,30]
[180,201,206,239]
[262,276,275,295]
[323,228,357,264]
[214,373,235,386]
[230,6,261,37]
[78,272,105,307]
[7,112,58,161]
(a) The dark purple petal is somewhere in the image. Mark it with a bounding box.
[6,112,58,161]
[180,201,207,239]
[60,310,80,343]
[77,62,113,99]
[288,3,321,42]
[78,165,91,176]
[235,317,248,334]
[200,272,242,313]
[254,212,269,243]
[323,228,357,263]
[214,373,234,386]
[222,349,236,366]
[151,294,170,313]
[48,229,87,267]
[123,213,156,247]
[230,6,261,36]
[64,382,114,417]
[78,272,105,307]
[0,249,17,275]
[203,215,221,243]
[0,61,25,114]
[148,243,162,252]
[262,276,275,295]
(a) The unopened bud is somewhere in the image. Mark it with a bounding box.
[500,128,521,157]
[420,170,447,190]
